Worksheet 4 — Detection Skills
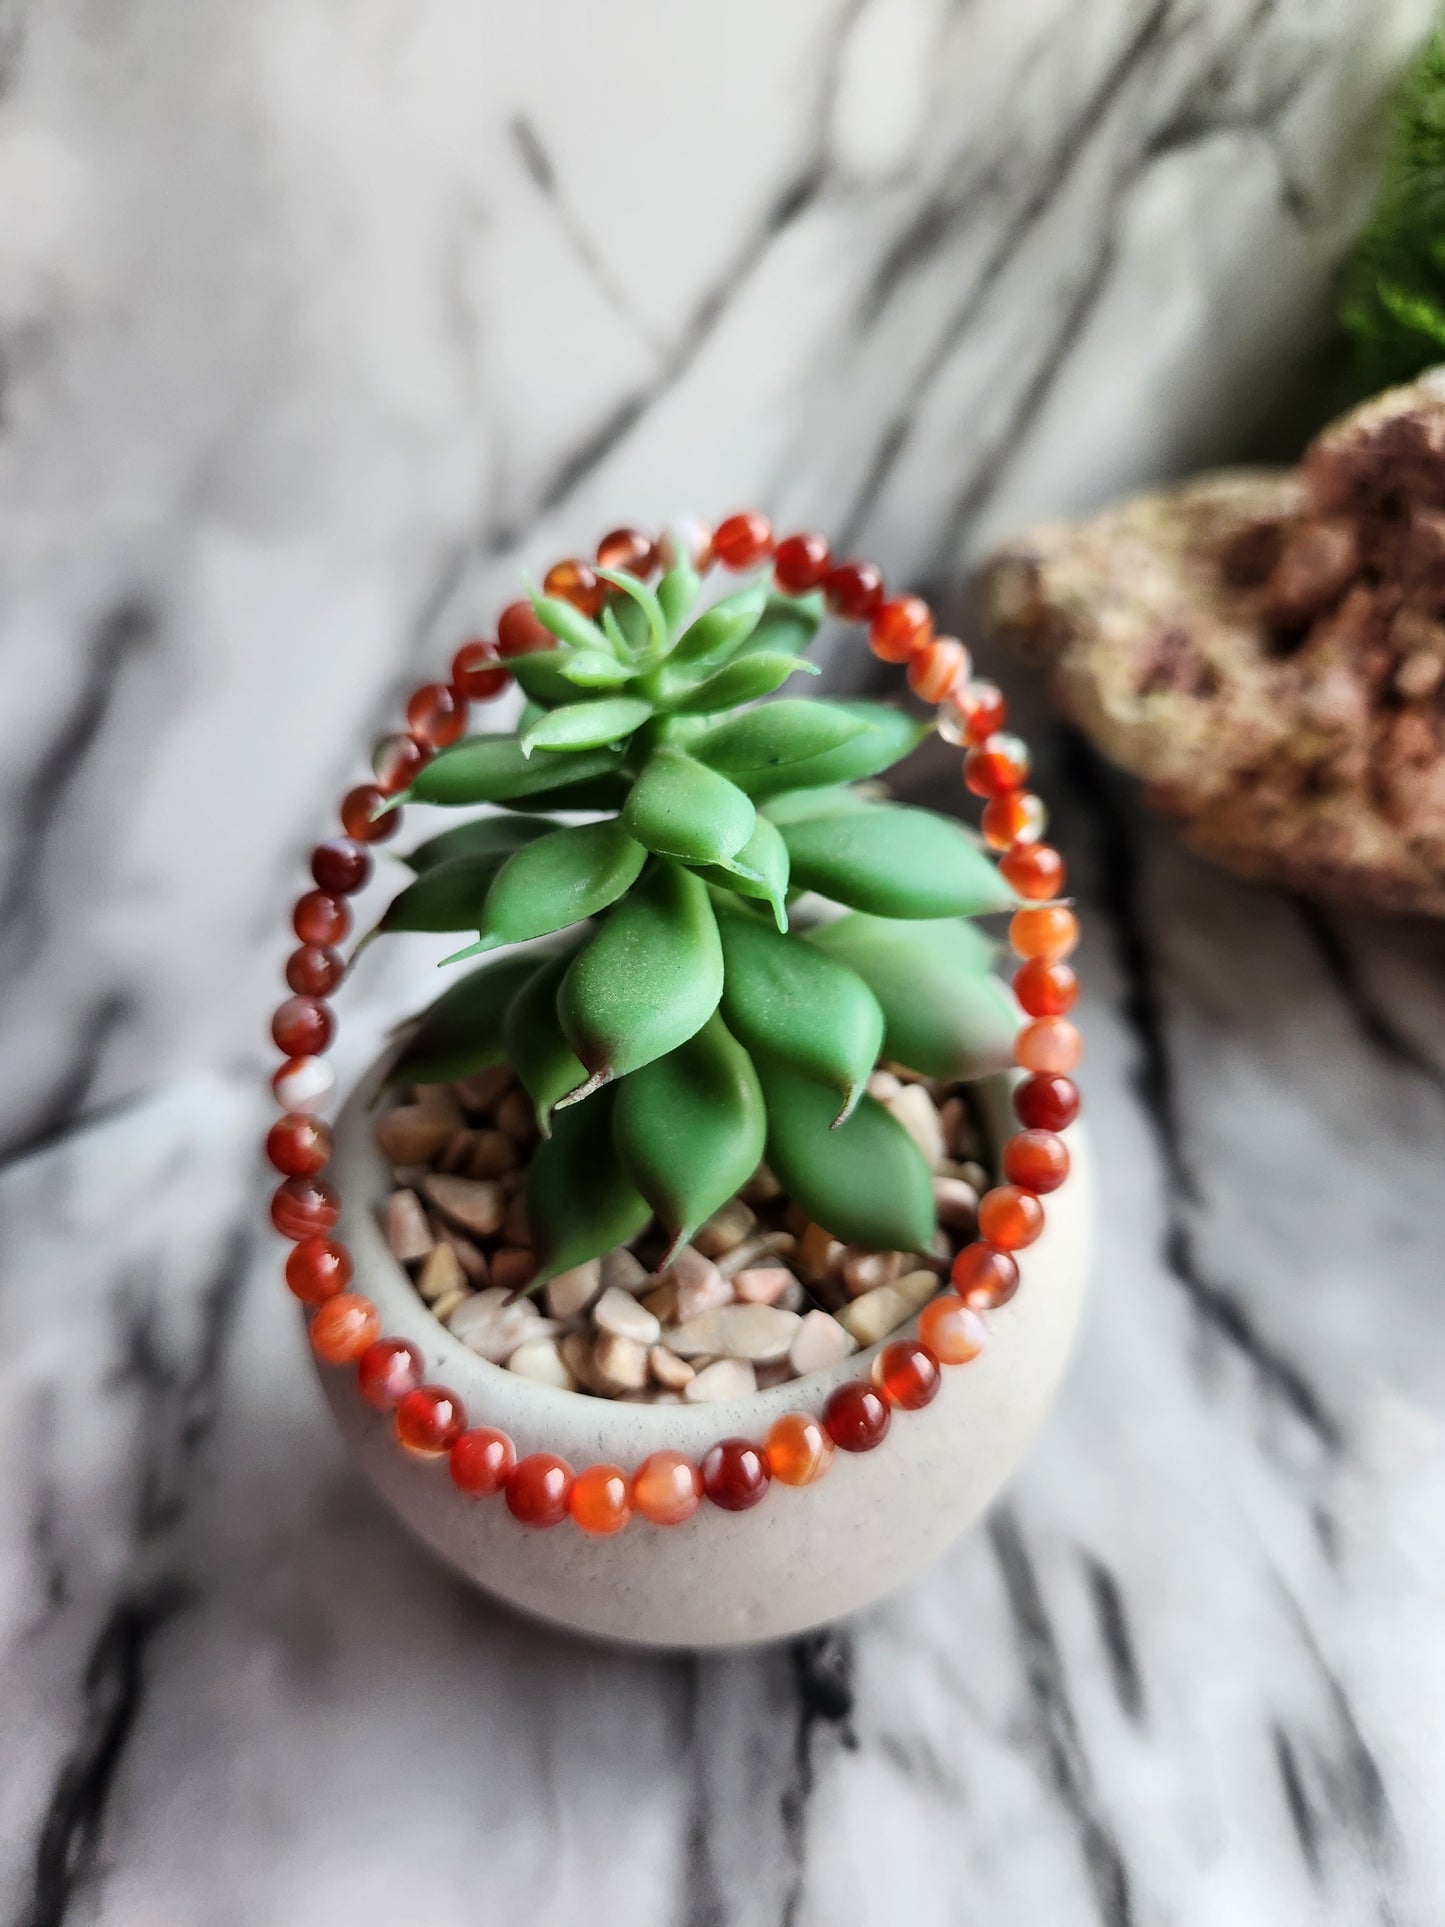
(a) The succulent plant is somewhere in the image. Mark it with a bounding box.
[378,551,1018,1284]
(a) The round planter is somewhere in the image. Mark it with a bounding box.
[316,1053,1091,1649]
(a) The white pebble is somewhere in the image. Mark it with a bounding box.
[416,1242,466,1304]
[593,1331,650,1392]
[448,1287,553,1363]
[732,1267,793,1306]
[789,1309,857,1376]
[544,1259,601,1321]
[594,1285,662,1345]
[934,1175,980,1231]
[840,1270,939,1349]
[840,1248,903,1299]
[422,1173,505,1239]
[684,1358,758,1403]
[665,1303,802,1362]
[648,1344,695,1390]
[507,1337,576,1391]
[692,1199,756,1258]
[599,1247,651,1295]
[885,1082,947,1170]
[382,1189,433,1265]
[665,1246,733,1323]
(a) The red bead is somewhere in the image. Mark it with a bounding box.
[1014,958,1078,1017]
[872,1339,942,1410]
[292,890,351,947]
[506,1452,574,1526]
[272,1055,335,1114]
[310,1293,381,1365]
[285,1236,352,1304]
[497,600,554,658]
[1010,905,1079,961]
[1001,842,1066,900]
[869,594,933,664]
[1017,1017,1083,1075]
[1003,1129,1071,1194]
[395,1385,466,1457]
[950,1243,1020,1309]
[285,944,344,997]
[701,1437,771,1511]
[823,559,884,621]
[918,1293,987,1364]
[596,527,656,577]
[272,995,334,1058]
[633,1450,703,1525]
[956,680,1007,743]
[982,792,1047,851]
[311,838,372,895]
[964,732,1030,798]
[266,1112,332,1177]
[371,733,429,796]
[1014,1073,1081,1132]
[978,1184,1044,1250]
[450,1427,517,1497]
[713,511,774,570]
[405,683,466,749]
[356,1339,424,1411]
[543,558,606,617]
[450,639,511,701]
[908,636,969,703]
[569,1463,633,1535]
[773,531,831,594]
[340,784,399,843]
[823,1381,892,1453]
[270,1174,340,1241]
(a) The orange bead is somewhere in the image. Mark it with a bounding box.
[340,784,400,843]
[1016,1016,1082,1074]
[356,1339,423,1411]
[657,517,714,573]
[1009,904,1079,960]
[977,1185,1044,1250]
[773,531,831,594]
[569,1463,633,1535]
[270,1174,339,1241]
[869,594,932,663]
[982,792,1046,850]
[872,1339,942,1410]
[964,732,1030,798]
[507,1453,574,1526]
[285,1236,351,1304]
[371,734,429,796]
[1014,958,1078,1017]
[1003,1128,1071,1194]
[596,527,655,577]
[449,1426,516,1497]
[918,1292,987,1364]
[951,1244,1019,1309]
[1001,842,1066,899]
[405,682,466,748]
[266,1112,332,1177]
[713,511,773,569]
[955,680,1007,743]
[765,1412,834,1487]
[395,1385,466,1457]
[544,558,606,617]
[907,636,969,703]
[451,638,511,701]
[310,1293,381,1365]
[496,600,554,658]
[633,1450,703,1525]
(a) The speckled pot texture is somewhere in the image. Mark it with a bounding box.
[317,1058,1091,1649]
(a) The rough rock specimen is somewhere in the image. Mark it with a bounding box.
[983,369,1445,915]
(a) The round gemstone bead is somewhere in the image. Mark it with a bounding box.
[270,1174,340,1241]
[272,1055,335,1114]
[1017,1016,1083,1075]
[964,732,1031,798]
[764,1412,833,1487]
[713,511,774,570]
[1014,958,1078,1018]
[311,838,372,895]
[657,517,714,573]
[1001,842,1066,899]
[395,1385,466,1457]
[356,1339,424,1411]
[978,1184,1044,1250]
[773,531,831,593]
[272,996,334,1058]
[451,639,511,701]
[918,1292,987,1364]
[701,1437,771,1511]
[496,600,554,659]
[950,1243,1020,1309]
[823,559,884,621]
[506,1452,574,1526]
[371,734,429,796]
[310,1293,381,1365]
[266,1112,332,1177]
[569,1463,633,1535]
[982,792,1047,850]
[1003,1128,1071,1194]
[450,1427,517,1497]
[293,890,351,947]
[632,1450,703,1525]
[1010,904,1080,960]
[544,558,606,617]
[340,784,399,843]
[955,680,1007,743]
[1014,1073,1081,1132]
[907,636,969,703]
[823,1381,891,1453]
[405,683,466,749]
[285,944,343,997]
[596,527,655,577]
[873,1339,942,1410]
[285,1236,352,1304]
[869,594,932,663]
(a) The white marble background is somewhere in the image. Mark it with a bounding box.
[4,2,1445,1923]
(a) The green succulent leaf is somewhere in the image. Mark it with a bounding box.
[743,700,927,799]
[506,771,634,814]
[596,567,667,657]
[376,853,504,934]
[671,584,768,664]
[386,950,546,1086]
[656,551,701,637]
[755,1054,937,1253]
[715,897,884,1122]
[612,1014,767,1257]
[403,812,558,874]
[748,591,823,658]
[526,1086,652,1288]
[409,736,625,806]
[601,603,641,657]
[808,913,1014,1080]
[665,651,819,715]
[780,803,1018,918]
[531,591,610,653]
[760,785,877,826]
[622,748,756,865]
[520,696,653,757]
[449,820,647,960]
[509,649,634,706]
[502,945,588,1136]
[698,814,791,930]
[557,860,723,1100]
[691,699,869,792]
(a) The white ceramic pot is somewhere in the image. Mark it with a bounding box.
[318,1060,1091,1649]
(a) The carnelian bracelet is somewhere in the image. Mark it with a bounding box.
[265,514,1082,1533]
